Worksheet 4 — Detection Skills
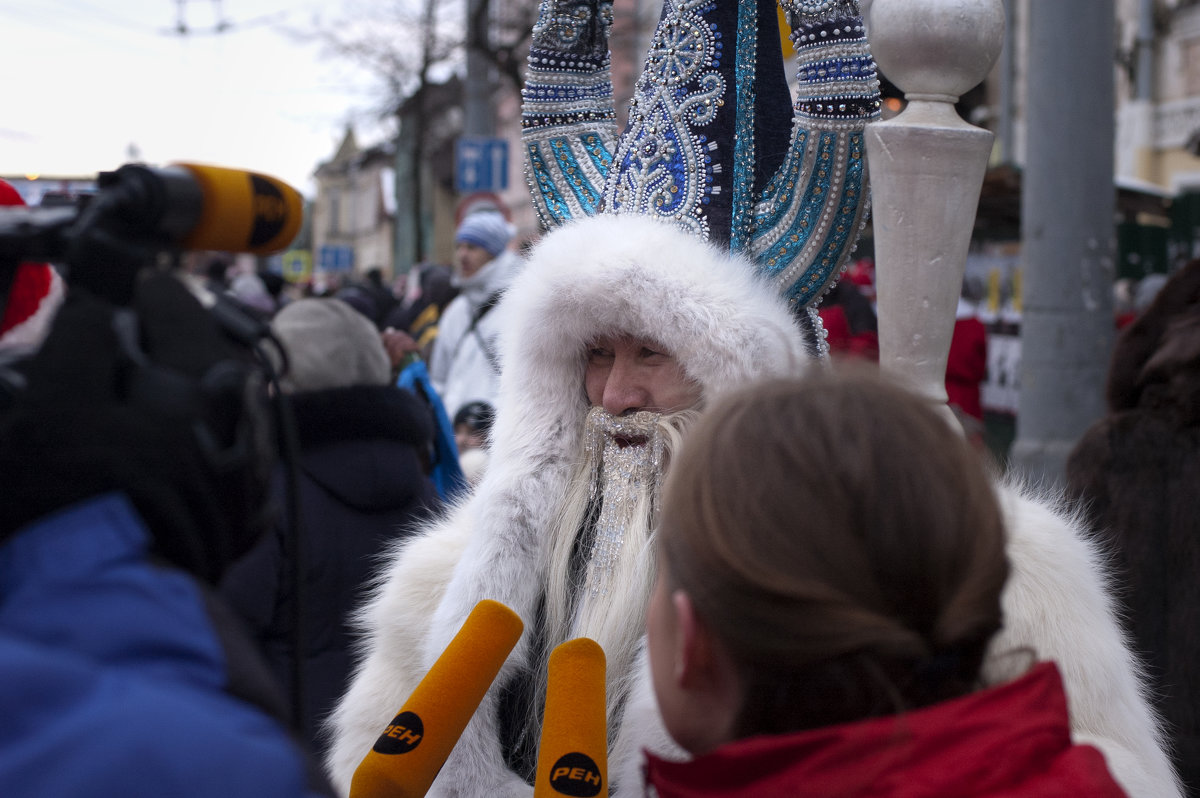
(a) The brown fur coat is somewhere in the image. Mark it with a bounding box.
[1067,261,1200,797]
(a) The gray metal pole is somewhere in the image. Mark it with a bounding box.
[465,0,494,137]
[1136,0,1155,101]
[998,0,1015,163]
[1009,0,1115,487]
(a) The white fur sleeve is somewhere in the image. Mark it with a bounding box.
[415,490,550,797]
[323,521,472,796]
[987,482,1182,798]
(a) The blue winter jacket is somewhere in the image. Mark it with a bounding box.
[0,493,327,797]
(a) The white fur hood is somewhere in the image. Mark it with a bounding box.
[487,212,811,474]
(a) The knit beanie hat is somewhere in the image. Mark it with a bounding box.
[0,179,65,355]
[271,298,391,392]
[454,211,515,257]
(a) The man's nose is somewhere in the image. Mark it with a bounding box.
[602,360,650,416]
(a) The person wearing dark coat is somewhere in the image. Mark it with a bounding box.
[219,298,439,762]
[0,274,331,797]
[1066,260,1200,798]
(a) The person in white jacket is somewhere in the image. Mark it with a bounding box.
[428,211,521,420]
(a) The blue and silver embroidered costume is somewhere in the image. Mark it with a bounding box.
[522,0,880,330]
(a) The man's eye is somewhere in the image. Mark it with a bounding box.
[588,348,613,361]
[640,347,665,358]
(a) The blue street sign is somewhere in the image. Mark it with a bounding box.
[319,244,354,272]
[456,137,509,193]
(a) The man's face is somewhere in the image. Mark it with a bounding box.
[455,242,493,280]
[585,334,701,415]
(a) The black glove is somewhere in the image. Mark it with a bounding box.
[0,272,276,583]
[530,0,614,64]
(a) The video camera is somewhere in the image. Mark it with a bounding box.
[0,162,310,728]
[0,162,303,305]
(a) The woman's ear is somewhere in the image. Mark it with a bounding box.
[672,589,704,687]
[671,589,744,751]
[674,590,738,691]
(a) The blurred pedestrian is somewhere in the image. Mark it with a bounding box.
[0,178,65,415]
[453,400,495,487]
[383,263,459,361]
[945,280,988,445]
[429,211,521,418]
[1067,260,1200,797]
[815,276,878,360]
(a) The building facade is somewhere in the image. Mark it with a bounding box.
[311,129,398,284]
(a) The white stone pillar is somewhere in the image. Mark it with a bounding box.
[864,0,1005,425]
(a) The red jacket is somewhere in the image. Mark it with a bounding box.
[644,662,1127,797]
[945,316,988,420]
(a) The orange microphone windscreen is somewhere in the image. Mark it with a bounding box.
[349,599,524,798]
[534,638,608,798]
[172,162,304,255]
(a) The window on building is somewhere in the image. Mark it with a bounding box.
[1185,36,1200,96]
[328,190,341,236]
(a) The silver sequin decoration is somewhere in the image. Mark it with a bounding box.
[582,407,666,597]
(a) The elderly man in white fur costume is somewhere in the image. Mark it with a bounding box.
[329,211,1180,798]
[327,0,1181,794]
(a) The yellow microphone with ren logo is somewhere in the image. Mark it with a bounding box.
[534,638,608,798]
[349,599,524,798]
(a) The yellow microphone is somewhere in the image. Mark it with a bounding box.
[534,638,608,798]
[171,162,303,255]
[87,162,303,256]
[349,599,524,798]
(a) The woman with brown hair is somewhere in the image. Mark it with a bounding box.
[644,369,1127,797]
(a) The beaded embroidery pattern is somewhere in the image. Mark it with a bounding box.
[522,0,618,226]
[749,8,879,307]
[521,0,880,313]
[603,0,725,240]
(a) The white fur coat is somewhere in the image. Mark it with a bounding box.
[324,214,1180,797]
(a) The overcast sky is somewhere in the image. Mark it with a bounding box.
[0,0,394,197]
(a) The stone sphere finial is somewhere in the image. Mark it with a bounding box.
[867,0,1005,103]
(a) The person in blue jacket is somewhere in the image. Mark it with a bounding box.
[0,272,331,797]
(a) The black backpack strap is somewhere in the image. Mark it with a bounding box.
[470,290,504,327]
[452,290,505,376]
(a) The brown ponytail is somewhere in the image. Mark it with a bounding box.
[658,368,1009,736]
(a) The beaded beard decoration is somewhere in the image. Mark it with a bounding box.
[581,406,669,599]
[522,0,880,354]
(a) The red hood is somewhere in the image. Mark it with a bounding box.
[645,662,1127,798]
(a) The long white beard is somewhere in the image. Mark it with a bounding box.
[537,406,694,747]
